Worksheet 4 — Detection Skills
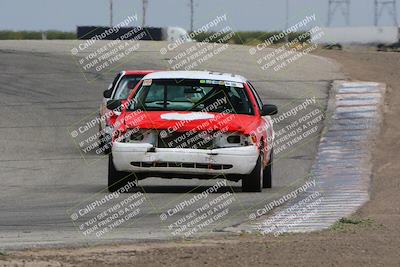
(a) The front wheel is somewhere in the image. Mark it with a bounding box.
[108,154,133,192]
[242,155,263,192]
[263,148,273,188]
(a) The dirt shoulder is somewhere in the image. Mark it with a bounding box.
[1,49,399,267]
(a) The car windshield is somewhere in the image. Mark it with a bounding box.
[128,79,254,115]
[113,75,144,99]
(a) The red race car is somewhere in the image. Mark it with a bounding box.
[99,70,158,153]
[106,71,278,192]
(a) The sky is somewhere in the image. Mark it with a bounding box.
[0,0,399,32]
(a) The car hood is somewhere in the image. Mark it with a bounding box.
[123,111,259,134]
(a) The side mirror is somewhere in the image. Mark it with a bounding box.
[261,104,278,116]
[103,89,113,98]
[107,99,122,111]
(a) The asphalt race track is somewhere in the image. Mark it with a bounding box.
[0,40,344,248]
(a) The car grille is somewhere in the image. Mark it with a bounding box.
[157,130,214,149]
[130,161,233,170]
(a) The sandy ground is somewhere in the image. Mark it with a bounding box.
[1,49,399,266]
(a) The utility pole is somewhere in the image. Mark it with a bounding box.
[285,0,289,42]
[374,0,398,26]
[190,0,194,32]
[327,0,351,26]
[109,0,113,26]
[142,0,149,27]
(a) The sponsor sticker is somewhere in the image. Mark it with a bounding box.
[201,80,243,88]
[224,81,244,88]
[143,79,152,86]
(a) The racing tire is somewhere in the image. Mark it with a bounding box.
[242,155,263,192]
[108,154,132,192]
[263,148,273,188]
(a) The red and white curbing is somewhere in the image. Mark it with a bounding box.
[229,81,386,234]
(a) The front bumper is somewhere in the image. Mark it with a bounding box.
[112,142,259,175]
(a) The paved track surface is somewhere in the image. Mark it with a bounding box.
[0,40,343,248]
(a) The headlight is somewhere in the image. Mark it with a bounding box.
[213,132,253,148]
[227,135,241,144]
[118,129,157,145]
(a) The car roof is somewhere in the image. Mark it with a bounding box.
[123,70,159,76]
[143,71,247,83]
